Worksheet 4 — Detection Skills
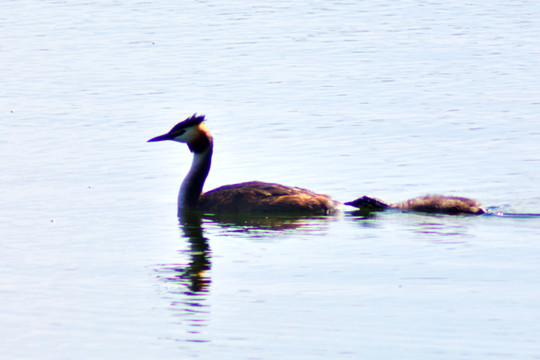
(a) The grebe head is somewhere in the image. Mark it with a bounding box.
[148,113,212,153]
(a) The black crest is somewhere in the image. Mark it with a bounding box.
[170,113,206,134]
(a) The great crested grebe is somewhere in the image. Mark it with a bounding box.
[148,114,340,214]
[345,195,485,215]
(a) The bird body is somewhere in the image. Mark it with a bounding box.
[392,194,485,215]
[199,181,339,214]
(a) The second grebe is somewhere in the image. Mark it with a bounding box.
[345,195,485,215]
[148,114,340,214]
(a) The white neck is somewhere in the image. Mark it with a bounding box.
[178,145,213,210]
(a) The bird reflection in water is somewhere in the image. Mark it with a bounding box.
[155,209,337,343]
[157,210,335,297]
[154,211,212,343]
[157,211,212,293]
[203,212,334,231]
[179,211,213,292]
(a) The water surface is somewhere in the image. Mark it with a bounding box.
[2,1,540,359]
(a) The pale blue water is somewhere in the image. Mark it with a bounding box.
[2,1,540,359]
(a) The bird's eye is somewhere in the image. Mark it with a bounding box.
[175,129,186,136]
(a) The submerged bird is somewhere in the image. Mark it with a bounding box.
[345,194,485,215]
[148,114,340,214]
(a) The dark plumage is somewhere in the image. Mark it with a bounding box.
[199,181,338,214]
[170,114,205,133]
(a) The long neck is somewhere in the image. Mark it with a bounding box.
[178,143,213,210]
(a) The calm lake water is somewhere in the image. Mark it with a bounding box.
[2,1,540,359]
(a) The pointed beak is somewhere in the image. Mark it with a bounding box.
[147,133,172,142]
